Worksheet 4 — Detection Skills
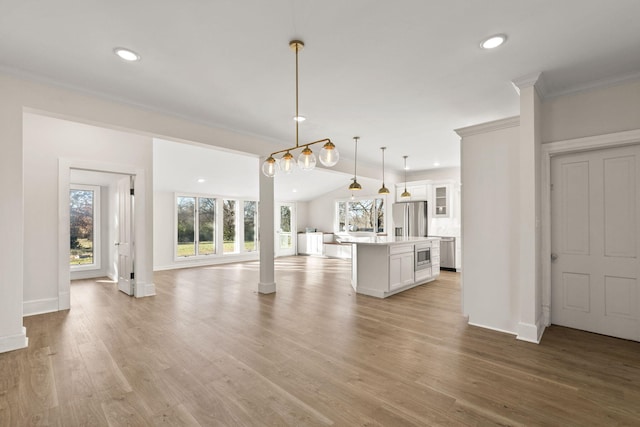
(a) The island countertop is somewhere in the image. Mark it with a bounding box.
[336,236,440,246]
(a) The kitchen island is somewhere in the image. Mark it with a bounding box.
[337,236,441,298]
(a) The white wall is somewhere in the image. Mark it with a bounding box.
[296,201,310,231]
[0,81,27,352]
[23,113,153,315]
[407,166,460,182]
[459,118,521,334]
[542,79,640,143]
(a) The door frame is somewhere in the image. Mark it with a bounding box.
[541,128,640,326]
[58,158,146,310]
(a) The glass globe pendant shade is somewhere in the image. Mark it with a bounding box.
[261,156,279,177]
[319,141,339,167]
[298,147,317,170]
[281,151,295,174]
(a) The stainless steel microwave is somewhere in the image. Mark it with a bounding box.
[415,243,431,270]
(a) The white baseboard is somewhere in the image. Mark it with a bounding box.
[258,282,276,294]
[154,254,259,271]
[516,317,546,344]
[0,327,28,353]
[468,321,517,337]
[143,282,156,297]
[354,287,386,298]
[133,282,156,298]
[24,297,59,317]
[59,291,70,311]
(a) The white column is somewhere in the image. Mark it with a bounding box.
[513,72,544,343]
[258,162,276,293]
[0,91,28,353]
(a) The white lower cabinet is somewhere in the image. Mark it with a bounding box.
[431,241,441,277]
[297,232,329,256]
[389,246,415,290]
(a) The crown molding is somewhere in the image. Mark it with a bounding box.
[512,72,546,99]
[543,70,640,100]
[455,116,520,138]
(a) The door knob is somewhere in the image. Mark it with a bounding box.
[551,253,558,261]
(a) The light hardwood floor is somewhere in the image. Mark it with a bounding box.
[2,256,640,426]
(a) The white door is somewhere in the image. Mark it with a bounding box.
[117,176,135,295]
[276,203,295,257]
[551,145,640,341]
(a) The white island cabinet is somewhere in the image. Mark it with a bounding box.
[344,237,440,298]
[389,244,415,290]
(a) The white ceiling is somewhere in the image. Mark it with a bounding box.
[2,1,640,173]
[154,138,354,201]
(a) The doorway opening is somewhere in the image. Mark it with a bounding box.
[62,167,138,310]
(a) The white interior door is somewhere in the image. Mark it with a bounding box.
[117,176,134,295]
[551,145,640,341]
[275,202,295,257]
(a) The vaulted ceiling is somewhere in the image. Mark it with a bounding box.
[2,1,640,173]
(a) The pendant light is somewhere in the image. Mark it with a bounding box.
[262,155,279,176]
[319,140,339,167]
[348,136,362,191]
[401,155,411,198]
[378,147,390,194]
[261,40,339,177]
[281,151,295,174]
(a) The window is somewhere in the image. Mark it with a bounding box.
[223,199,237,253]
[70,185,101,269]
[176,195,258,259]
[336,197,385,233]
[177,196,216,257]
[244,201,258,252]
[198,198,216,255]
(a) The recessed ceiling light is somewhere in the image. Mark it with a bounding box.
[114,47,140,62]
[433,162,441,167]
[293,116,306,122]
[480,34,507,49]
[292,188,298,193]
[197,178,206,183]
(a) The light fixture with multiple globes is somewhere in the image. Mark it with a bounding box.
[348,136,362,191]
[378,147,390,195]
[261,40,339,177]
[401,155,411,199]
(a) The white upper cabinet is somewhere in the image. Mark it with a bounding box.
[433,184,450,218]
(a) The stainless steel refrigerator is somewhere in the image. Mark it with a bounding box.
[392,201,428,238]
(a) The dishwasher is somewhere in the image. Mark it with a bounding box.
[439,237,456,271]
